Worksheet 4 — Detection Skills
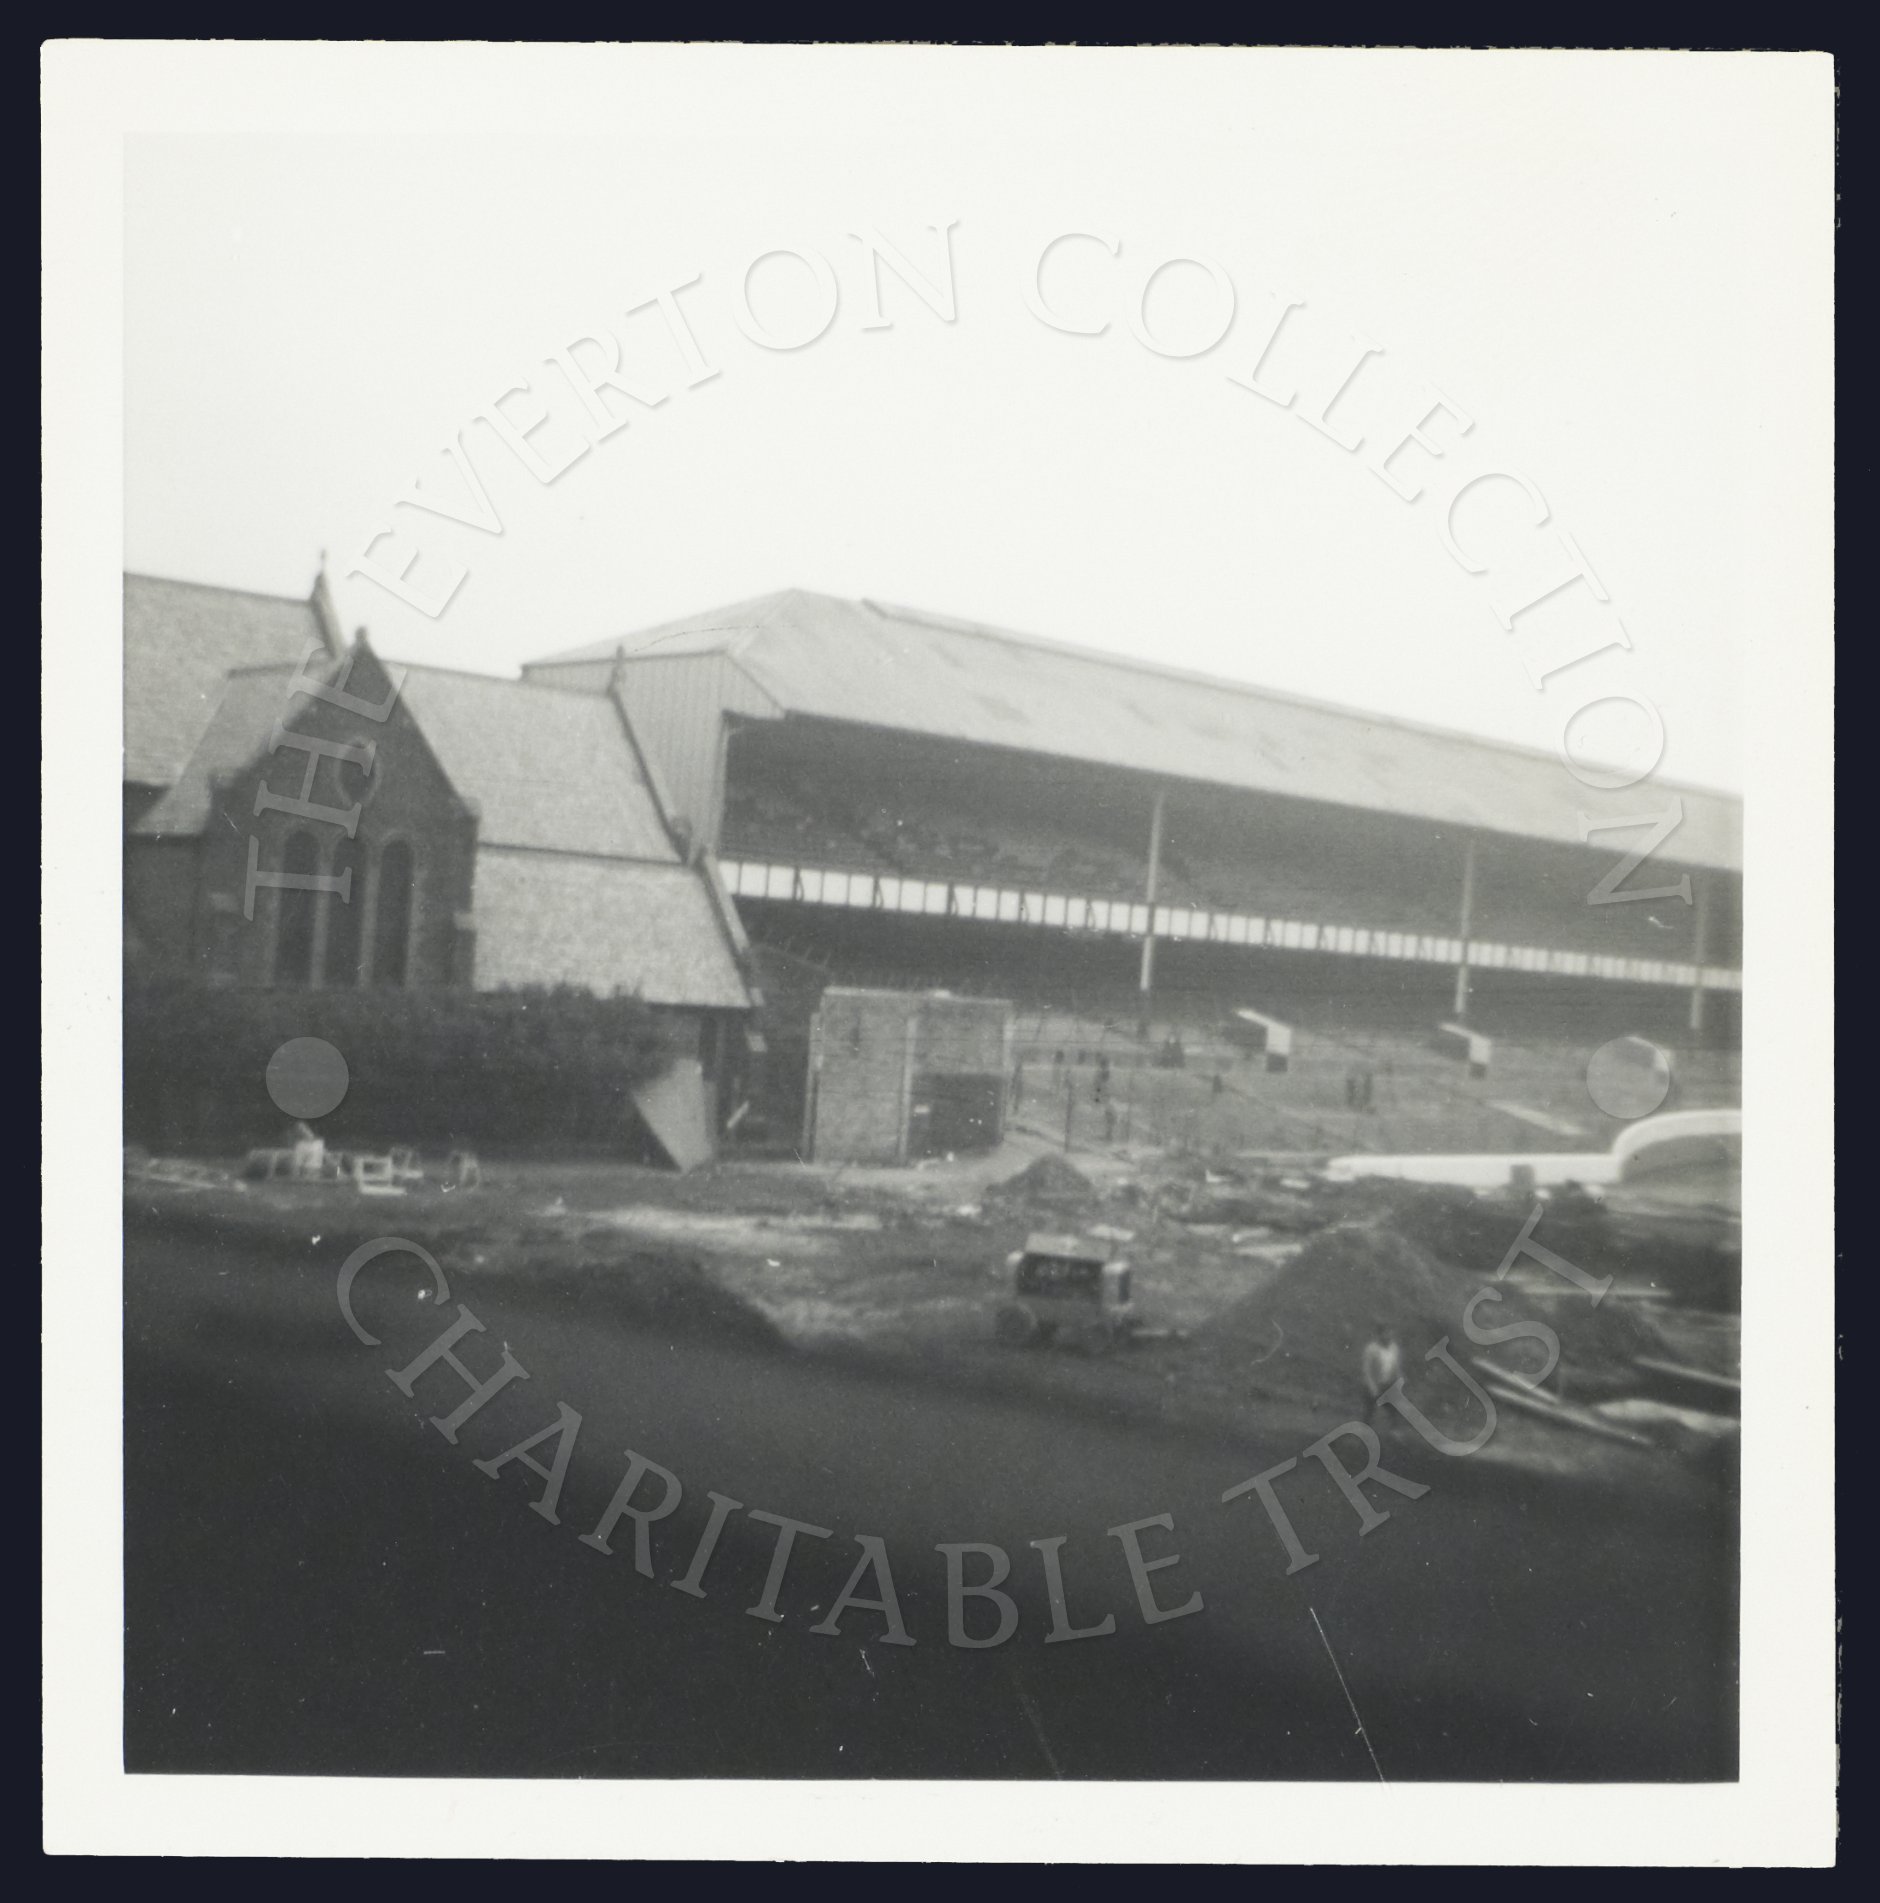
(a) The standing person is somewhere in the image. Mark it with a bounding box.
[1011,1059,1026,1112]
[1362,1070,1376,1112]
[290,1119,325,1180]
[1345,1071,1359,1110]
[1094,1054,1111,1105]
[1361,1323,1403,1419]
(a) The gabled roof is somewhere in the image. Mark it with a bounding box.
[123,572,343,790]
[129,638,753,1011]
[529,590,1743,872]
[133,655,682,865]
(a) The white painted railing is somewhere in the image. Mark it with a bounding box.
[718,856,1742,993]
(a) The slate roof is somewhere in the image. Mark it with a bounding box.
[469,851,751,1008]
[123,572,342,791]
[129,637,751,1011]
[134,658,681,865]
[131,665,304,839]
[529,590,1743,872]
[395,666,679,860]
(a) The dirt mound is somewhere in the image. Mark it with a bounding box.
[1207,1220,1664,1429]
[1333,1179,1518,1267]
[985,1153,1098,1211]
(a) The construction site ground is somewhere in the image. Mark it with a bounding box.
[128,1122,1739,1505]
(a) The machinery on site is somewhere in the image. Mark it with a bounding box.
[994,1231,1137,1353]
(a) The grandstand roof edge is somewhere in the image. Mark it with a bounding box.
[733,702,1739,874]
[856,597,1743,811]
[523,590,800,668]
[525,588,1742,814]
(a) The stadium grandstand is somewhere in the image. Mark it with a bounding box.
[524,590,1742,1151]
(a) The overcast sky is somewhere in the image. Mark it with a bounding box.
[121,49,1833,794]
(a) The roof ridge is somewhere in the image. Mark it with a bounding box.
[395,658,622,700]
[124,570,320,609]
[715,590,805,667]
[219,659,307,680]
[858,596,1743,804]
[527,589,807,667]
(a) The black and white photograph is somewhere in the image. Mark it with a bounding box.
[44,43,1834,1863]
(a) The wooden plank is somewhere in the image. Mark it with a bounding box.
[1483,1380,1657,1447]
[1634,1355,1740,1392]
[1473,1355,1559,1403]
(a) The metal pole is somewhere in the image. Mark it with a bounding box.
[1689,875,1711,1035]
[801,1024,820,1162]
[1137,787,1166,1039]
[1452,834,1477,1020]
[897,1012,919,1166]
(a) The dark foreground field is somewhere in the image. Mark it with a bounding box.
[124,1210,1738,1782]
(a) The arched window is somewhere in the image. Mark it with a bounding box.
[373,840,415,987]
[271,831,321,985]
[322,836,364,987]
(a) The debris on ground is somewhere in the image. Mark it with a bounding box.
[1163,1172,1345,1232]
[237,1138,432,1196]
[127,1136,1737,1483]
[983,1153,1099,1212]
[126,1153,229,1192]
[1203,1220,1668,1432]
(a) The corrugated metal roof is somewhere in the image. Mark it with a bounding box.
[470,851,751,1008]
[532,590,1742,871]
[124,573,339,789]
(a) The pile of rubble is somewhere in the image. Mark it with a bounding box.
[1204,1218,1670,1433]
[983,1153,1100,1215]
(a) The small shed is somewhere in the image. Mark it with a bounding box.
[804,987,1013,1164]
[1226,1006,1294,1072]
